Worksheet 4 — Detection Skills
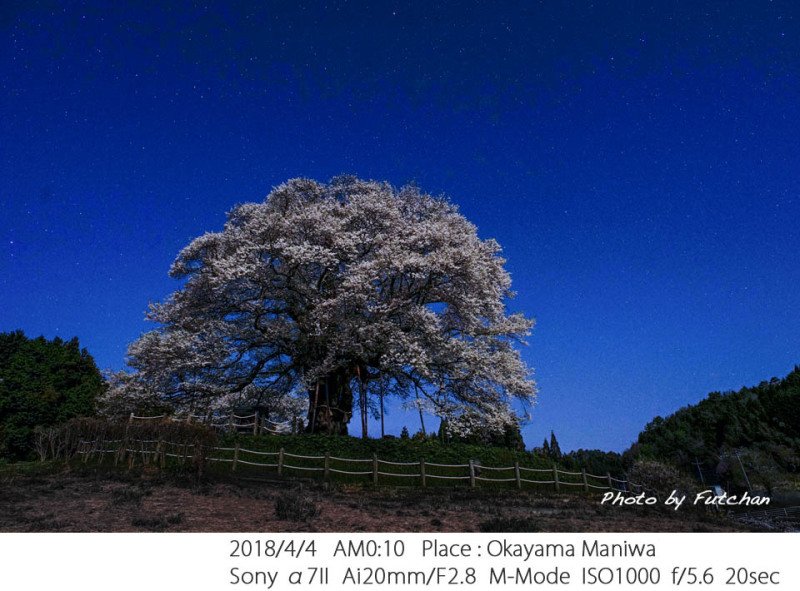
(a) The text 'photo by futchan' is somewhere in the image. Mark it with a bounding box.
[1,0,798,588]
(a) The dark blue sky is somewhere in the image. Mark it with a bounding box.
[3,1,799,451]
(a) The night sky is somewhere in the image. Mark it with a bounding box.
[3,1,799,452]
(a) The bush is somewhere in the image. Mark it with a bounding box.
[628,459,698,499]
[274,491,320,522]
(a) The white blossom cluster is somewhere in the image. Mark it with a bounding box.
[105,177,536,433]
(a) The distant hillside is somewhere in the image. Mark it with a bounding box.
[629,367,800,487]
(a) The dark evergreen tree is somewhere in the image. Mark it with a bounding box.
[0,331,105,460]
[549,430,562,461]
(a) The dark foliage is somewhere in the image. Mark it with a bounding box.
[0,331,105,460]
[549,431,562,460]
[560,449,626,480]
[628,366,800,477]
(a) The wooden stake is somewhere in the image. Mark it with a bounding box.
[582,468,588,492]
[232,442,240,472]
[420,457,427,487]
[372,453,379,486]
[553,464,560,492]
[469,459,476,488]
[278,448,285,476]
[514,461,521,490]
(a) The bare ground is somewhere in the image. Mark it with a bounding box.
[0,464,761,533]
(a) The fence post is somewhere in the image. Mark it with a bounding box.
[232,442,240,472]
[193,442,204,479]
[469,459,476,488]
[606,472,613,491]
[514,461,521,490]
[128,412,134,425]
[228,414,235,434]
[159,438,166,470]
[582,468,588,493]
[420,457,427,487]
[324,452,330,481]
[372,453,379,486]
[253,412,260,436]
[278,448,285,476]
[553,464,560,492]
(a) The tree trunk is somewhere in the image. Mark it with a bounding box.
[379,371,385,438]
[306,368,353,435]
[356,364,368,439]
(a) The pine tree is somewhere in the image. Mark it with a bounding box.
[549,431,562,461]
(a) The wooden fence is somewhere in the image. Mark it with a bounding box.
[128,412,297,435]
[75,437,654,495]
[734,506,800,521]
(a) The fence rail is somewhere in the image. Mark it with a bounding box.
[129,412,297,435]
[73,437,654,495]
[733,506,800,521]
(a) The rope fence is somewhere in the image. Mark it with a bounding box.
[128,412,298,436]
[73,436,656,496]
[733,506,800,522]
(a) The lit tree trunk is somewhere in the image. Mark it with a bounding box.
[306,368,353,435]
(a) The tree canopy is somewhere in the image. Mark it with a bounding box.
[108,177,536,436]
[0,331,104,460]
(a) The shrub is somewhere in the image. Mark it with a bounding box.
[628,459,698,499]
[274,491,320,522]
